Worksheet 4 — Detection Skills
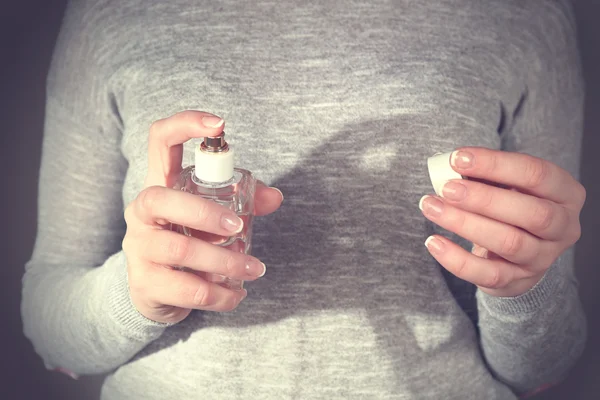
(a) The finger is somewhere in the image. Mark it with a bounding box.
[142,264,247,312]
[254,181,284,217]
[419,195,542,265]
[449,147,586,207]
[423,235,532,290]
[145,110,225,188]
[131,186,244,235]
[140,229,266,280]
[440,179,571,241]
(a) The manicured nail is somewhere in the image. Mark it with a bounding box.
[221,214,243,233]
[53,368,79,380]
[245,259,266,277]
[451,150,474,169]
[272,187,284,202]
[425,236,445,253]
[202,116,224,128]
[442,180,467,201]
[419,195,444,217]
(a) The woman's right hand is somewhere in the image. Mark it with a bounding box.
[122,111,283,324]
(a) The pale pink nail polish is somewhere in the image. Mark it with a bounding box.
[221,215,244,233]
[419,195,444,217]
[272,187,284,202]
[201,116,224,128]
[450,150,474,169]
[425,236,444,253]
[441,181,467,201]
[245,259,266,277]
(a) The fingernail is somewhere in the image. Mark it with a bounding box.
[272,187,284,202]
[221,214,243,233]
[425,236,445,253]
[245,259,266,277]
[202,116,224,128]
[53,368,80,380]
[442,180,467,201]
[419,195,444,217]
[451,150,474,169]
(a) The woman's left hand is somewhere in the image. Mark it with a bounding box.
[420,147,586,297]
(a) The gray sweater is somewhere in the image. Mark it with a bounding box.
[22,0,587,399]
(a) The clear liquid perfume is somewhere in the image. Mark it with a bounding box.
[172,132,256,291]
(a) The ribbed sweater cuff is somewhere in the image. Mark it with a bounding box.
[102,252,170,341]
[477,259,564,316]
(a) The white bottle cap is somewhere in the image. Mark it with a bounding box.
[427,151,464,196]
[194,136,235,183]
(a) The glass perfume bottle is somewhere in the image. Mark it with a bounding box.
[171,132,256,291]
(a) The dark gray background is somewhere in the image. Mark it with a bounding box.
[1,1,598,399]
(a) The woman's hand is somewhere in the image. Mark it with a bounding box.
[420,147,586,297]
[122,111,283,323]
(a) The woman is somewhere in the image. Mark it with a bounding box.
[22,0,587,398]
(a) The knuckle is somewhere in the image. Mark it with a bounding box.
[452,210,468,232]
[477,186,495,212]
[500,230,524,257]
[484,265,503,289]
[525,159,549,188]
[194,200,211,226]
[193,282,211,308]
[137,186,164,216]
[165,235,193,264]
[486,153,500,175]
[121,235,133,254]
[569,223,582,244]
[222,253,239,276]
[454,255,469,279]
[575,182,587,207]
[149,119,165,139]
[530,201,555,232]
[123,203,135,225]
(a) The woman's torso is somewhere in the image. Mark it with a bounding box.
[95,0,547,398]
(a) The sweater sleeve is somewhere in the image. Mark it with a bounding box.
[21,0,168,375]
[476,1,587,396]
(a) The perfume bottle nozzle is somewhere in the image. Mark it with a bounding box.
[202,132,228,152]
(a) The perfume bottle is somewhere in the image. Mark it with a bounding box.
[172,132,256,291]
